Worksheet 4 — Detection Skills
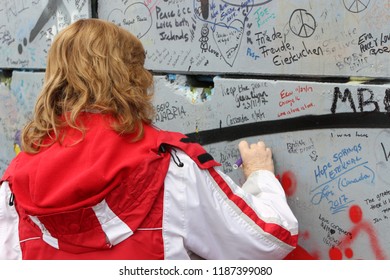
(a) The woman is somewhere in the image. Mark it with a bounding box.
[0,19,298,259]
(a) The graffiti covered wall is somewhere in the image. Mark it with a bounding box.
[153,75,390,259]
[0,71,44,175]
[0,0,91,68]
[99,0,390,78]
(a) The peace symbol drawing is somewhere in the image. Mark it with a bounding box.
[289,9,316,38]
[343,0,371,13]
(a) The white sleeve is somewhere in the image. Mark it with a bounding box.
[0,181,21,260]
[162,150,298,260]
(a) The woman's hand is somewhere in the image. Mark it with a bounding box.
[238,140,275,179]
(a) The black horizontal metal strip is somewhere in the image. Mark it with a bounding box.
[185,112,390,145]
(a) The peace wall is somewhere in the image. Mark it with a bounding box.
[0,0,91,69]
[152,74,390,259]
[98,0,390,78]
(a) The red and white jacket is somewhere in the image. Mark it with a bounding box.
[0,113,298,260]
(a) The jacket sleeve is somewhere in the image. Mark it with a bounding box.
[162,149,298,260]
[0,181,21,259]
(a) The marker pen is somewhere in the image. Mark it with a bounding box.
[233,157,243,169]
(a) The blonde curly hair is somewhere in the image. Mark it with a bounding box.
[22,18,155,153]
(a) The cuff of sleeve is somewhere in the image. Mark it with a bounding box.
[241,170,285,197]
